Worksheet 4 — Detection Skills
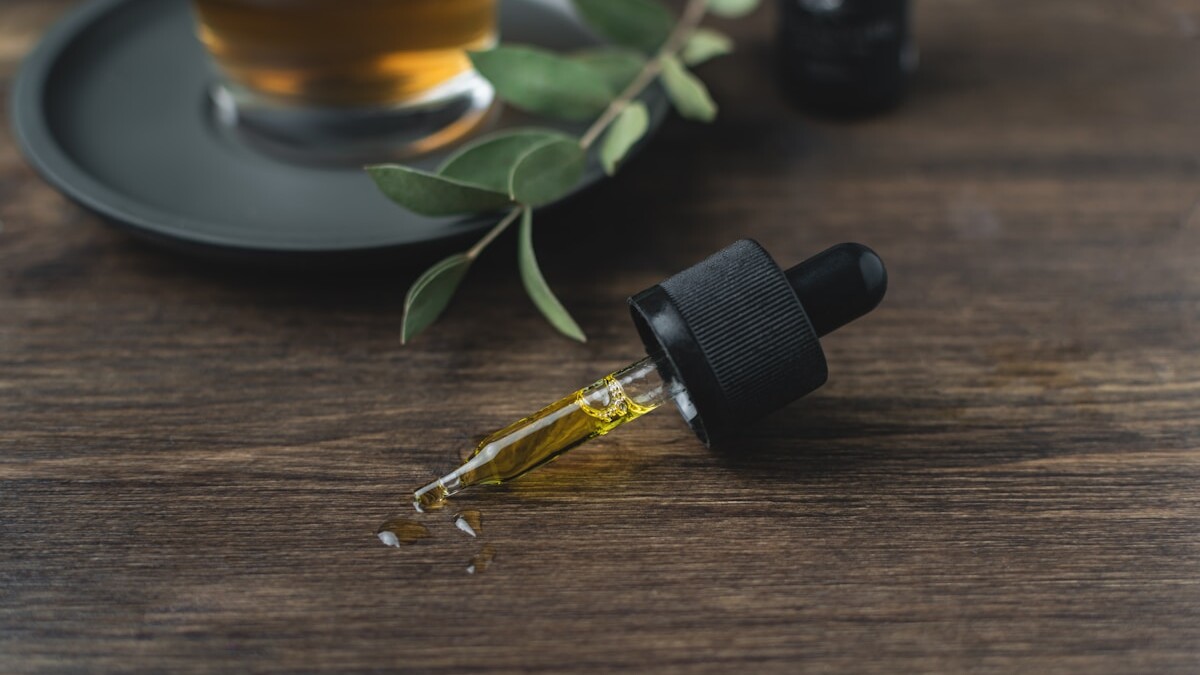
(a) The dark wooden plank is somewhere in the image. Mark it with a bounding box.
[2,1,1199,672]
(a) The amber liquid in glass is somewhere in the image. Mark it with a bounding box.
[193,0,497,107]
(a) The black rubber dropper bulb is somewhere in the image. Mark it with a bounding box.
[412,241,887,510]
[786,242,888,338]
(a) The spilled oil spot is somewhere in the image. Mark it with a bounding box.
[466,543,496,574]
[452,509,482,538]
[376,518,430,547]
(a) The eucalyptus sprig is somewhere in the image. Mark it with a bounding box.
[368,0,760,344]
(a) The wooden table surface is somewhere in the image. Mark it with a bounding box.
[4,1,1200,672]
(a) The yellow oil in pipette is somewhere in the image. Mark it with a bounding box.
[412,355,679,511]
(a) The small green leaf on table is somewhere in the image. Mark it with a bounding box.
[518,209,586,342]
[706,0,761,19]
[401,254,473,344]
[509,138,587,206]
[660,55,718,122]
[682,28,734,66]
[366,165,511,217]
[571,0,674,53]
[601,101,650,175]
[439,128,572,193]
[470,45,614,121]
[572,48,647,93]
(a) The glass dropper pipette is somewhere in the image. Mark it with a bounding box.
[413,355,683,510]
[411,241,888,512]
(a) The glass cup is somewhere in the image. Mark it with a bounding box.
[191,0,498,162]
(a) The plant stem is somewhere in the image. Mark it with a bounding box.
[466,205,524,260]
[466,0,708,260]
[579,0,710,150]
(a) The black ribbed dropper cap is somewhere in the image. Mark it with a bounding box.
[628,240,886,447]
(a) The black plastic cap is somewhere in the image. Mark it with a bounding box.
[628,240,886,448]
[628,240,827,447]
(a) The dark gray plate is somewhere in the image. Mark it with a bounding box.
[11,0,667,266]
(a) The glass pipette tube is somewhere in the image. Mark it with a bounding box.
[412,355,683,511]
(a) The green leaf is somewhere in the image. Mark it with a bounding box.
[659,55,718,122]
[438,128,571,193]
[571,0,674,53]
[508,138,587,206]
[517,209,586,342]
[401,253,473,344]
[682,28,734,66]
[572,48,647,93]
[706,0,761,18]
[600,102,650,176]
[366,165,511,217]
[469,46,614,121]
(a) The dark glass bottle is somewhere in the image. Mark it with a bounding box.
[776,0,916,117]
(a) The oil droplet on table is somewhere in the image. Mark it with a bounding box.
[453,509,482,538]
[376,518,429,547]
[466,543,496,574]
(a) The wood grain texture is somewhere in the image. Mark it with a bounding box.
[3,1,1200,672]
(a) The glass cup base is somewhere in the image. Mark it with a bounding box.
[210,69,497,165]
